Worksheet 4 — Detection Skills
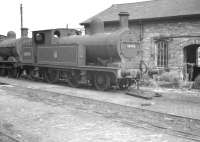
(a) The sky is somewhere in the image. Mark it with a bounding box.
[0,0,148,37]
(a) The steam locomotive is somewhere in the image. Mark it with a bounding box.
[0,12,142,90]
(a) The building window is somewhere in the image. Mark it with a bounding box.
[156,40,168,68]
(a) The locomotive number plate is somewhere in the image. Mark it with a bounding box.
[24,52,32,56]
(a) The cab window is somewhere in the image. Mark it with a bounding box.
[34,33,45,44]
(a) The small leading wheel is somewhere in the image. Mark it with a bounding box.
[193,75,200,89]
[8,68,18,78]
[45,69,59,83]
[118,79,130,90]
[68,71,80,88]
[0,68,6,76]
[94,72,111,91]
[28,69,39,81]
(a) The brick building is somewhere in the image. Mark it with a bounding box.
[81,0,200,80]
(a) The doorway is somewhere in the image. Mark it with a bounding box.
[183,44,200,81]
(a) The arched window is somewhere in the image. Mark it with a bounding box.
[156,40,168,68]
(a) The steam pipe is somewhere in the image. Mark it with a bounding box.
[20,4,23,37]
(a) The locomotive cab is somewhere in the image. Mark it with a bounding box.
[32,28,82,65]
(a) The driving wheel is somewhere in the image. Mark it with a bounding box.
[193,75,200,89]
[8,68,18,78]
[94,72,110,91]
[119,79,130,90]
[0,68,6,76]
[68,71,80,88]
[45,69,59,83]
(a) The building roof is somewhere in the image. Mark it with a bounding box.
[81,0,200,25]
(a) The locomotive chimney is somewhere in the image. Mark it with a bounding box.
[89,18,104,35]
[21,28,28,38]
[118,12,129,29]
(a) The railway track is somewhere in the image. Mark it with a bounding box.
[90,101,200,141]
[0,78,200,141]
[0,131,21,142]
[119,116,200,142]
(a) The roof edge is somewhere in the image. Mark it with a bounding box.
[80,5,113,26]
[80,14,200,26]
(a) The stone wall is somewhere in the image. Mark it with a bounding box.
[84,18,200,71]
[141,18,200,70]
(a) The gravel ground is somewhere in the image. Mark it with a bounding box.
[0,80,195,141]
[0,77,199,119]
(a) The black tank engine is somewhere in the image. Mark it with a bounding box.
[0,12,142,90]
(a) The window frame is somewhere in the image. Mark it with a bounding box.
[155,40,169,68]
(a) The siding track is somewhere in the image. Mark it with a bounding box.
[0,78,200,142]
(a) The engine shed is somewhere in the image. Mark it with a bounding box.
[80,0,200,81]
